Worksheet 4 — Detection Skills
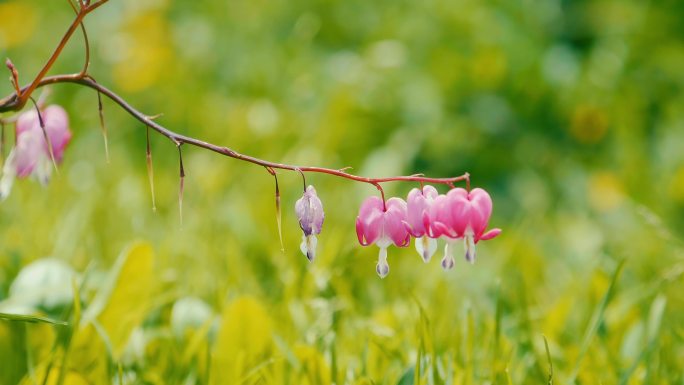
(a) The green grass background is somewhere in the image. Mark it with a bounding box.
[1,0,684,383]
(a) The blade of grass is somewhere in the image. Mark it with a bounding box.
[543,335,553,385]
[0,312,67,326]
[569,259,625,383]
[491,282,502,383]
[619,295,666,384]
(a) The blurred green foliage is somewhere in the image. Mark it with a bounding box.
[1,0,684,383]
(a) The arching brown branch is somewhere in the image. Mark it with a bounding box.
[4,74,470,188]
[0,0,470,192]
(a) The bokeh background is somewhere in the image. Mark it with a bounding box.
[1,0,684,383]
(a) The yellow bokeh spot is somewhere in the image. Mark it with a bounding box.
[570,104,609,144]
[471,48,507,88]
[293,344,331,385]
[588,171,625,212]
[112,13,172,92]
[667,166,684,203]
[20,367,89,385]
[0,2,37,49]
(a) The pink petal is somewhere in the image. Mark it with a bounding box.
[402,220,419,237]
[384,197,409,246]
[447,188,470,235]
[16,109,39,137]
[429,194,459,237]
[358,196,384,218]
[13,131,44,178]
[406,188,427,236]
[398,233,410,247]
[356,196,384,246]
[432,221,458,239]
[405,185,438,237]
[355,217,368,245]
[14,105,71,164]
[43,105,71,161]
[422,185,439,200]
[478,228,501,242]
[467,188,493,236]
[422,211,434,238]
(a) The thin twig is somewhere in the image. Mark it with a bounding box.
[146,125,156,211]
[178,144,185,226]
[65,0,91,76]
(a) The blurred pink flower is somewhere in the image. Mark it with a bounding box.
[405,185,439,263]
[0,105,72,200]
[295,185,324,262]
[356,196,410,278]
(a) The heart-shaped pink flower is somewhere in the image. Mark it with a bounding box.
[425,188,501,268]
[356,196,410,278]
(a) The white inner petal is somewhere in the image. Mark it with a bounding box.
[0,149,18,201]
[415,235,437,263]
[376,247,389,278]
[34,154,53,186]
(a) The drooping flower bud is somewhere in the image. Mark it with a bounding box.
[295,185,324,262]
[0,105,72,200]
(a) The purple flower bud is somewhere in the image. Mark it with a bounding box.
[295,185,324,262]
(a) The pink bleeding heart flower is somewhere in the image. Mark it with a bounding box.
[0,105,72,200]
[356,196,410,278]
[405,185,439,263]
[295,185,324,262]
[427,187,501,268]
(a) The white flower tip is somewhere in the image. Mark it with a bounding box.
[465,249,476,264]
[441,255,455,271]
[376,262,389,278]
[422,249,431,263]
